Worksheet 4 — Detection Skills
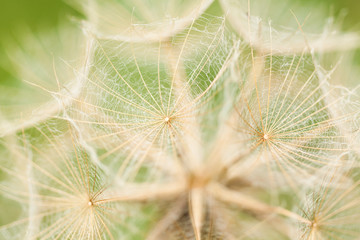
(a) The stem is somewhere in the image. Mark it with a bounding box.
[207,182,310,224]
[94,182,185,204]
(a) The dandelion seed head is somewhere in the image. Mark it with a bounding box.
[1,1,359,238]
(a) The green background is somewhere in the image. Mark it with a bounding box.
[0,0,359,82]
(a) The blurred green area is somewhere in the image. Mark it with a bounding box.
[0,0,80,83]
[0,0,76,32]
[306,0,360,30]
[0,0,359,82]
[315,0,360,29]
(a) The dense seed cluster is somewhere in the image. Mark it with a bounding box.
[0,0,360,239]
